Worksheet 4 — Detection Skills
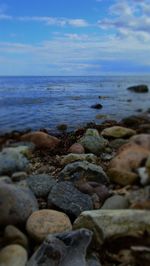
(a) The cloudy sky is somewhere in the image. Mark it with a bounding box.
[0,0,150,75]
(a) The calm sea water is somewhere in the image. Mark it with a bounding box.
[0,75,150,134]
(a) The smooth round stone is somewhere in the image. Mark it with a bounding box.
[101,195,130,209]
[27,174,56,198]
[0,183,38,226]
[4,225,28,249]
[26,209,72,242]
[0,244,28,266]
[68,143,85,154]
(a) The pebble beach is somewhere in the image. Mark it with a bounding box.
[1,84,150,265]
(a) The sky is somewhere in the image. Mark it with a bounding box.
[0,0,150,75]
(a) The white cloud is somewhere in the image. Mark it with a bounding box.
[18,16,89,27]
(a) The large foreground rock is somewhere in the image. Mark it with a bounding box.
[78,129,108,155]
[27,229,93,266]
[0,244,28,266]
[59,161,109,184]
[74,210,150,245]
[21,131,60,149]
[0,183,38,226]
[48,181,93,219]
[0,148,28,175]
[60,153,97,165]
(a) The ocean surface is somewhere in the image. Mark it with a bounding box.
[0,75,150,134]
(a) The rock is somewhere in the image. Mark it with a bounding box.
[27,174,56,198]
[101,195,130,209]
[0,244,28,266]
[127,84,149,93]
[4,225,28,248]
[26,209,72,242]
[21,131,60,149]
[91,103,103,109]
[26,234,66,266]
[79,128,108,155]
[0,148,29,175]
[107,143,150,185]
[101,126,136,138]
[57,124,68,131]
[48,181,93,219]
[131,246,150,265]
[11,171,27,182]
[3,145,32,158]
[129,134,150,150]
[0,176,12,184]
[127,186,150,205]
[27,228,92,266]
[74,210,150,245]
[59,161,109,184]
[109,138,128,149]
[68,143,85,154]
[87,253,102,266]
[60,153,97,165]
[0,183,38,226]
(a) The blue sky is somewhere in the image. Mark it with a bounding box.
[0,0,150,75]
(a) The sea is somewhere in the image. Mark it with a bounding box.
[0,75,150,134]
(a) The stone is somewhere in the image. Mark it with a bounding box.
[0,244,28,266]
[60,153,97,165]
[0,176,12,184]
[131,246,150,266]
[3,145,32,158]
[26,209,72,242]
[68,143,85,154]
[79,128,108,155]
[101,126,136,138]
[0,183,38,226]
[74,210,150,245]
[87,254,102,266]
[27,174,56,198]
[107,143,150,185]
[4,225,29,249]
[0,148,29,175]
[21,131,60,149]
[127,84,149,93]
[59,161,109,184]
[91,103,103,109]
[101,195,130,209]
[27,228,93,266]
[129,134,150,150]
[11,171,27,182]
[109,138,128,149]
[48,181,93,219]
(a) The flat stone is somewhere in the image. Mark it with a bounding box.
[101,195,130,209]
[0,244,28,266]
[74,210,150,245]
[26,209,72,242]
[0,148,29,175]
[60,153,97,165]
[4,225,29,249]
[3,145,32,158]
[0,183,38,226]
[27,174,56,198]
[48,181,93,219]
[59,161,109,184]
[79,128,108,155]
[129,134,150,150]
[101,126,136,138]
